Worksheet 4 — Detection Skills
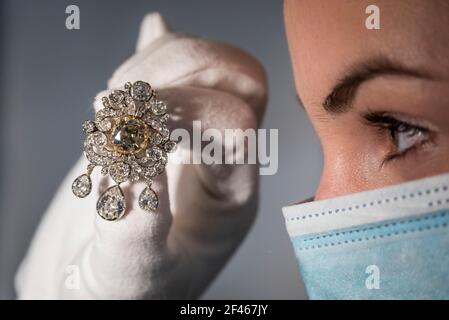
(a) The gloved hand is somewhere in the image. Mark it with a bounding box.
[15,13,267,299]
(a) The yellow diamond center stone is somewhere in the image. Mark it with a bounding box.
[110,116,149,154]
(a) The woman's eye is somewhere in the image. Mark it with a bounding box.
[362,111,431,162]
[390,123,429,155]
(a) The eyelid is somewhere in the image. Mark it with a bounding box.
[361,110,437,133]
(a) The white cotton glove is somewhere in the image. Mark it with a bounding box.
[15,13,267,299]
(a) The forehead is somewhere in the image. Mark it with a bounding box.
[284,0,449,108]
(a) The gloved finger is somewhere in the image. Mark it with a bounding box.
[157,86,259,202]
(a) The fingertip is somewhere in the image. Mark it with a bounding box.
[136,12,171,53]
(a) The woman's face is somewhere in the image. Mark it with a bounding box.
[285,0,449,200]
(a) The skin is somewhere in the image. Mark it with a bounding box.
[284,0,449,200]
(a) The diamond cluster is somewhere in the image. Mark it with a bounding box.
[72,81,176,221]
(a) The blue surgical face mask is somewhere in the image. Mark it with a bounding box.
[282,173,449,299]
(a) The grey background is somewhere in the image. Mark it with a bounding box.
[0,0,322,299]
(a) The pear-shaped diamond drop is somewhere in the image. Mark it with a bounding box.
[72,174,92,198]
[138,186,159,212]
[96,185,126,221]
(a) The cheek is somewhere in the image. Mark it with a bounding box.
[314,119,396,200]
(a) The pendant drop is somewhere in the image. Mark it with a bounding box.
[96,185,126,221]
[72,174,92,198]
[138,186,159,212]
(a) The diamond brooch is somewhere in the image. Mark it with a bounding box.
[72,81,176,221]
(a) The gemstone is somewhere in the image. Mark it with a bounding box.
[150,132,163,145]
[95,108,120,122]
[130,162,143,182]
[101,166,108,175]
[159,114,169,123]
[142,112,154,123]
[96,185,126,220]
[138,186,158,211]
[109,90,125,109]
[108,161,130,183]
[85,148,107,166]
[109,116,149,154]
[150,99,167,115]
[164,140,177,153]
[129,172,140,182]
[154,161,166,174]
[102,97,110,108]
[159,127,170,140]
[131,81,152,101]
[97,118,112,132]
[137,156,152,166]
[125,95,136,115]
[144,166,157,179]
[148,119,162,131]
[82,120,96,134]
[146,146,164,161]
[88,131,107,146]
[72,174,92,198]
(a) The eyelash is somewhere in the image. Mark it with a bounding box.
[362,112,431,164]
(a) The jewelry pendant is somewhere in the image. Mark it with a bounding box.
[71,81,176,221]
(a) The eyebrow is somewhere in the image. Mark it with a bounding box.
[322,57,432,114]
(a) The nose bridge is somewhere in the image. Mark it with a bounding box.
[315,147,358,201]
